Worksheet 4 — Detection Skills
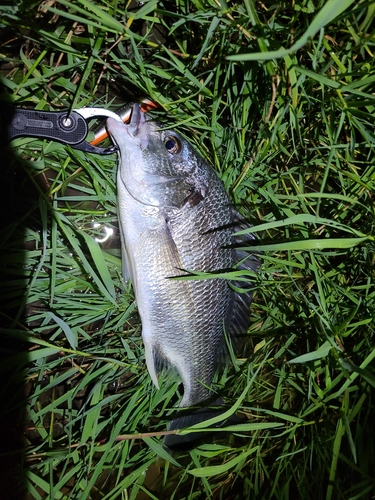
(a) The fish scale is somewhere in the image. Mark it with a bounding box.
[107,104,257,447]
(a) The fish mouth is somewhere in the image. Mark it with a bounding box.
[128,103,146,138]
[106,103,149,149]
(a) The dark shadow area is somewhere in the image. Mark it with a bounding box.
[0,99,38,498]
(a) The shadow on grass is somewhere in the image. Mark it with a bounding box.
[0,102,38,498]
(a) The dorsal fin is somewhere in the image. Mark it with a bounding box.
[226,209,259,340]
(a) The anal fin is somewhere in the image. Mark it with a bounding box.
[144,337,160,389]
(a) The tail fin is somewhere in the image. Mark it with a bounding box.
[163,398,243,450]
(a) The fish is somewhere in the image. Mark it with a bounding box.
[106,104,257,448]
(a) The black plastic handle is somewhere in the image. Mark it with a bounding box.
[1,105,88,145]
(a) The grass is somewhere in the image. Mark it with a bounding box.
[0,0,375,498]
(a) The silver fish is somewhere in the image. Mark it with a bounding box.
[107,105,256,446]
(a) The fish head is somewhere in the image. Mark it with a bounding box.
[106,104,208,209]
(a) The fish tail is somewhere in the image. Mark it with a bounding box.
[163,397,230,449]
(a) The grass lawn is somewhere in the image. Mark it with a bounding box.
[0,0,374,498]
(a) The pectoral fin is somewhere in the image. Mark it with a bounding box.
[118,222,132,284]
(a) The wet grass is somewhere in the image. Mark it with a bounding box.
[0,0,374,498]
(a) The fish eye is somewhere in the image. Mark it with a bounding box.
[164,136,181,154]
